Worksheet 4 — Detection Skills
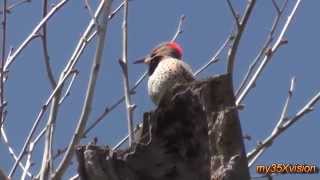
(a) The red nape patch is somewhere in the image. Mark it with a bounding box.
[167,42,183,57]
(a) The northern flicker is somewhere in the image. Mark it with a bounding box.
[134,42,194,105]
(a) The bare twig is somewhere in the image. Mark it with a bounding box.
[58,70,79,105]
[9,0,106,176]
[69,174,79,180]
[272,0,281,14]
[53,1,112,179]
[226,0,256,78]
[84,0,97,24]
[236,0,289,97]
[39,91,62,179]
[11,2,117,168]
[119,0,135,146]
[112,123,143,150]
[0,0,7,130]
[40,0,56,88]
[236,0,302,106]
[83,70,147,137]
[226,0,240,27]
[1,127,32,178]
[4,0,69,73]
[247,79,320,167]
[248,77,295,166]
[108,1,124,19]
[194,36,231,76]
[171,15,186,42]
[22,127,46,180]
[39,2,60,176]
[0,0,31,14]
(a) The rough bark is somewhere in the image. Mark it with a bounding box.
[76,74,250,180]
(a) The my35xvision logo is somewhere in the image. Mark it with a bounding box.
[256,163,319,174]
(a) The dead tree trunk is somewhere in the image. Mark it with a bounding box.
[76,74,250,180]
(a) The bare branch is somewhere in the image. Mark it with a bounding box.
[0,0,31,14]
[171,15,186,42]
[247,80,320,167]
[8,0,106,176]
[271,0,281,14]
[108,1,124,19]
[4,0,69,73]
[58,70,79,105]
[40,0,56,88]
[247,77,295,166]
[226,0,256,77]
[194,36,231,76]
[226,0,240,27]
[236,0,302,106]
[53,1,112,178]
[69,174,79,180]
[0,0,7,133]
[46,64,147,163]
[1,127,32,178]
[112,123,143,150]
[84,0,94,18]
[119,0,135,146]
[236,0,289,97]
[22,127,46,180]
[39,92,62,179]
[83,70,147,137]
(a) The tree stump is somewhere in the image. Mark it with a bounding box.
[76,74,250,180]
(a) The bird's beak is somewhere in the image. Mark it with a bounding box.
[133,56,152,64]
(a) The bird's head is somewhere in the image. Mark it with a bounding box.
[134,42,183,75]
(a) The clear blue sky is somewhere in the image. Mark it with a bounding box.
[0,0,319,179]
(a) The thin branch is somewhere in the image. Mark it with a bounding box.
[226,0,256,77]
[112,123,143,150]
[171,15,186,42]
[8,73,72,178]
[4,0,69,73]
[69,174,79,180]
[0,0,7,132]
[58,70,79,105]
[83,70,147,137]
[0,0,31,14]
[22,127,46,180]
[248,77,295,166]
[2,2,68,174]
[53,1,112,178]
[247,79,320,167]
[119,0,135,146]
[84,0,95,18]
[40,0,56,88]
[226,0,240,27]
[1,127,32,178]
[194,36,231,76]
[109,1,123,19]
[272,0,281,14]
[8,0,106,176]
[21,145,33,180]
[236,0,302,106]
[39,91,62,179]
[236,0,288,97]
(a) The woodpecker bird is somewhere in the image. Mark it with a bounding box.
[134,42,194,105]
